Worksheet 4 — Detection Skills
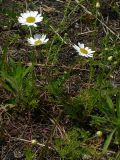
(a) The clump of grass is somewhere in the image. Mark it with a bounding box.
[55,127,96,160]
[0,60,38,109]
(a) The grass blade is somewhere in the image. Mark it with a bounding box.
[102,128,116,154]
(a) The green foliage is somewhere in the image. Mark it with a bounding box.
[63,88,98,121]
[115,152,120,160]
[0,60,38,108]
[55,128,94,160]
[24,147,36,160]
[91,93,120,151]
[47,71,68,98]
[1,7,17,18]
[47,35,64,64]
[8,33,20,46]
[63,95,84,120]
[103,129,116,154]
[47,78,64,97]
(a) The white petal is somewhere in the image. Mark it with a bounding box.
[42,34,46,38]
[73,44,79,50]
[35,16,43,22]
[79,53,85,57]
[28,37,34,41]
[20,13,26,18]
[18,17,26,23]
[41,35,46,41]
[85,47,89,50]
[25,23,31,26]
[21,12,30,18]
[35,14,42,19]
[28,37,35,44]
[26,10,31,15]
[89,50,95,54]
[83,54,89,57]
[34,34,42,39]
[43,38,49,43]
[35,13,42,18]
[78,43,84,48]
[74,48,81,54]
[88,54,93,57]
[27,23,37,27]
[33,23,37,27]
[30,11,38,17]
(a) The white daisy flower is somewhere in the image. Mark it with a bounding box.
[73,42,95,58]
[27,34,49,46]
[18,11,43,27]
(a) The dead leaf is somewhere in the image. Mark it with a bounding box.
[42,5,56,13]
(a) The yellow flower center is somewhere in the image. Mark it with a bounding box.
[34,39,42,45]
[80,48,88,54]
[26,16,35,23]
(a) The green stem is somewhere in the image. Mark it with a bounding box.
[25,0,28,11]
[29,27,32,37]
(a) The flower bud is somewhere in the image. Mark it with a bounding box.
[110,74,114,79]
[96,2,100,8]
[113,61,117,65]
[107,56,112,61]
[31,139,37,144]
[105,48,109,51]
[96,131,102,137]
